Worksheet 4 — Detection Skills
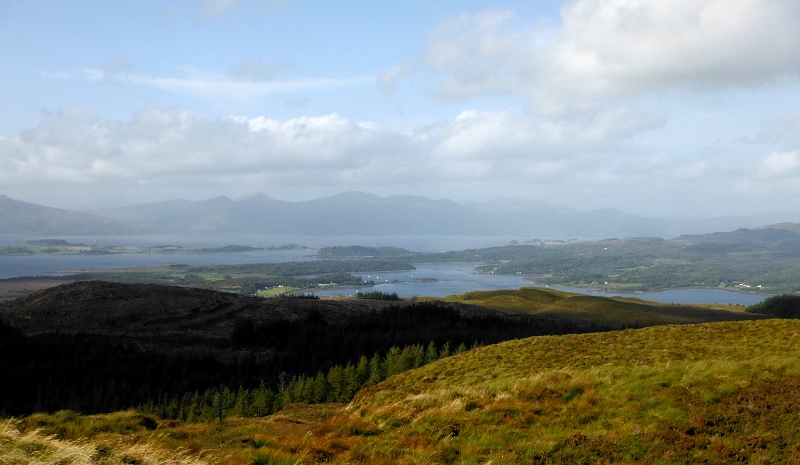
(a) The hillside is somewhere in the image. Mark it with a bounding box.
[346,319,800,463]
[0,281,601,416]
[0,281,417,356]
[5,318,800,464]
[0,195,134,235]
[0,281,770,419]
[0,282,762,353]
[441,287,764,326]
[422,224,800,294]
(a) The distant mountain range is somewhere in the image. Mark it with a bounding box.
[3,192,800,238]
[0,195,134,235]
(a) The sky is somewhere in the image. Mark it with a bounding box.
[1,0,799,217]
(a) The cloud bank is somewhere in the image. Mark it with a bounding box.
[1,106,797,214]
[420,0,800,112]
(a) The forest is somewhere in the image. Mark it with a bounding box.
[0,300,597,418]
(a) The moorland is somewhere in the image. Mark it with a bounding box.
[1,281,799,464]
[3,222,800,463]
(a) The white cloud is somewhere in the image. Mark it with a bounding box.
[83,68,371,100]
[422,0,800,112]
[377,62,414,95]
[426,10,535,101]
[0,109,411,194]
[228,56,289,81]
[757,150,800,179]
[4,108,644,204]
[432,106,665,161]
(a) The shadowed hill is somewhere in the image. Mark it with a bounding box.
[1,280,261,338]
[0,281,598,416]
[441,287,767,327]
[1,282,766,349]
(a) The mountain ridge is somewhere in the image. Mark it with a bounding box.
[0,195,136,235]
[95,192,800,238]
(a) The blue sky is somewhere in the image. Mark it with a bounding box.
[1,0,799,217]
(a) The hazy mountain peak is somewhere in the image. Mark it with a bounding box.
[235,192,273,202]
[463,197,571,213]
[203,195,233,203]
[326,191,382,201]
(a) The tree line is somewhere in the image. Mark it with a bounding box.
[0,302,600,417]
[140,341,466,422]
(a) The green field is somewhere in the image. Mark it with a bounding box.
[256,286,300,297]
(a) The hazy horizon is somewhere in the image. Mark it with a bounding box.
[2,1,799,217]
[85,191,800,222]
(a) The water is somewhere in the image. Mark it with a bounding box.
[0,234,525,252]
[314,263,533,298]
[312,263,767,305]
[0,234,524,279]
[0,234,770,305]
[0,248,314,279]
[547,285,766,306]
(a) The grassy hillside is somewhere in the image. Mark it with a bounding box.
[6,318,800,464]
[346,318,800,463]
[440,287,763,327]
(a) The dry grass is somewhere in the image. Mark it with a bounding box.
[8,319,800,464]
[0,418,209,464]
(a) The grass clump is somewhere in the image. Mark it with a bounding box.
[0,418,207,464]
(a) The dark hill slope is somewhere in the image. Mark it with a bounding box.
[0,281,403,350]
[0,280,605,365]
[443,287,767,327]
[0,281,780,418]
[0,281,600,416]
